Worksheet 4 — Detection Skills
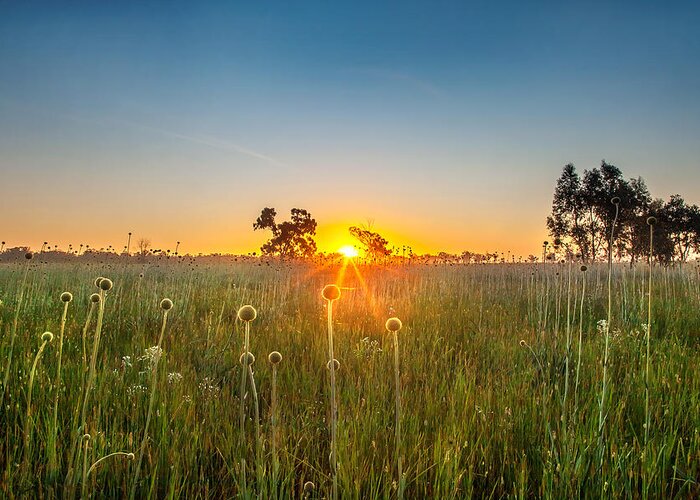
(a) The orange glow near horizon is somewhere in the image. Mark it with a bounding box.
[338,245,359,258]
[1,213,550,258]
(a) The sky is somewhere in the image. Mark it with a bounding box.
[1,1,699,256]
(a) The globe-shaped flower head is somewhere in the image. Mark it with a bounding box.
[303,481,315,496]
[322,284,341,302]
[239,352,256,366]
[385,317,403,333]
[237,305,257,322]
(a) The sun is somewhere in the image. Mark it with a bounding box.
[338,245,359,258]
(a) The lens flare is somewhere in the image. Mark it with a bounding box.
[338,245,358,258]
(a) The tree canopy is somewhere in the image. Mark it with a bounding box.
[547,161,700,263]
[253,207,317,258]
[348,226,392,260]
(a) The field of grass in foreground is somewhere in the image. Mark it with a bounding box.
[0,259,699,498]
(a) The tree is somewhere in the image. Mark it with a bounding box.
[137,237,151,256]
[546,164,589,260]
[548,161,699,263]
[595,161,637,260]
[549,161,646,262]
[253,207,317,258]
[623,177,653,262]
[628,198,675,264]
[348,226,392,260]
[662,195,700,263]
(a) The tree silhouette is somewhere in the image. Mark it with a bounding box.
[546,163,588,259]
[253,207,317,258]
[663,195,700,263]
[137,237,151,256]
[348,226,391,260]
[548,161,698,263]
[628,198,675,264]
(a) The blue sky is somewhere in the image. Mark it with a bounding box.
[1,1,699,254]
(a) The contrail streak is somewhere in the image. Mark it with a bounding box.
[113,119,292,170]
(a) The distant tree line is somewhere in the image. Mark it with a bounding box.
[547,161,700,263]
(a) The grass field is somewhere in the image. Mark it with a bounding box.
[1,259,699,498]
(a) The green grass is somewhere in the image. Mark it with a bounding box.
[0,260,699,498]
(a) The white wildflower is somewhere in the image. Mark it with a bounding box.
[354,337,382,359]
[127,384,147,397]
[198,377,220,400]
[597,319,608,334]
[138,346,163,370]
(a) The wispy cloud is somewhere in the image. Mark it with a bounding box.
[341,67,446,97]
[111,119,293,170]
[0,98,292,170]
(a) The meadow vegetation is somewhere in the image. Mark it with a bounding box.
[0,258,699,498]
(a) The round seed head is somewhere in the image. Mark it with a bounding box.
[326,359,340,371]
[611,196,621,205]
[90,293,101,304]
[237,305,257,322]
[25,252,33,260]
[580,265,588,272]
[99,278,113,291]
[303,481,315,494]
[60,291,73,303]
[385,317,403,332]
[322,284,341,301]
[239,352,256,366]
[553,238,562,246]
[41,331,54,342]
[268,351,282,365]
[647,216,657,226]
[160,298,173,311]
[94,277,104,288]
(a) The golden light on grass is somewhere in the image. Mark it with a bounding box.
[24,331,53,467]
[236,304,257,495]
[50,291,73,475]
[269,351,282,480]
[386,316,405,499]
[130,298,174,500]
[322,284,340,500]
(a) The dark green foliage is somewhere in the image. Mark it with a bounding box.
[548,161,700,263]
